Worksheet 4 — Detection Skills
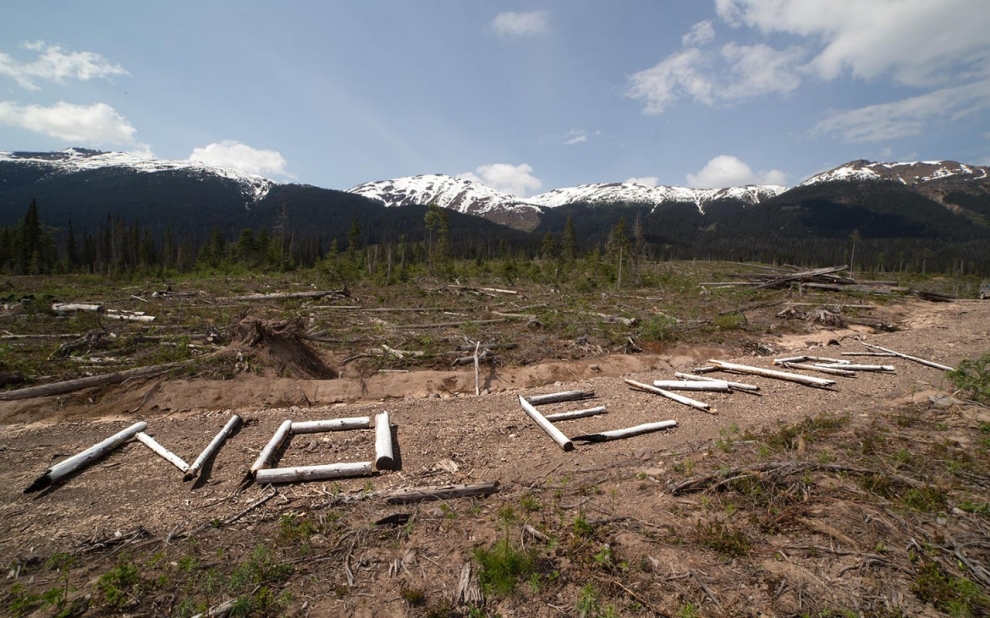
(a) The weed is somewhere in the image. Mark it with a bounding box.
[901,486,948,513]
[947,353,990,405]
[957,501,990,515]
[97,561,141,608]
[639,314,679,343]
[678,602,701,618]
[713,312,745,330]
[278,513,317,545]
[473,538,537,598]
[400,587,427,606]
[911,561,990,616]
[520,492,541,512]
[593,545,614,569]
[696,520,750,558]
[572,512,594,538]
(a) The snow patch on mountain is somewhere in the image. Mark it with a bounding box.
[528,183,786,214]
[801,160,990,187]
[0,147,277,201]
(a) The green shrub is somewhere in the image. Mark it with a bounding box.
[947,353,990,405]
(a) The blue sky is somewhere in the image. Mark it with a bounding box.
[2,1,989,196]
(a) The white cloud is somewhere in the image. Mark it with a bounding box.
[625,176,659,186]
[188,141,291,177]
[458,163,542,197]
[626,48,714,114]
[812,79,990,142]
[0,100,136,143]
[564,130,588,145]
[682,20,715,46]
[492,11,549,38]
[0,41,127,91]
[687,155,786,188]
[720,42,802,99]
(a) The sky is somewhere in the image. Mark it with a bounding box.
[2,0,990,197]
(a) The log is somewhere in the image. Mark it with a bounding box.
[104,311,156,322]
[587,312,638,327]
[780,362,858,378]
[136,432,189,473]
[184,415,242,481]
[219,290,347,302]
[774,356,810,364]
[652,379,731,392]
[451,349,491,366]
[386,481,500,504]
[572,420,677,443]
[861,343,953,371]
[255,462,373,484]
[674,372,761,392]
[375,411,394,471]
[518,395,573,451]
[804,356,851,365]
[0,362,181,401]
[290,417,370,434]
[707,360,836,388]
[525,390,595,406]
[25,421,147,493]
[250,420,292,477]
[544,406,607,422]
[815,363,895,372]
[840,352,897,357]
[757,265,848,289]
[51,302,104,313]
[473,341,481,396]
[190,598,236,618]
[624,379,712,412]
[403,319,507,329]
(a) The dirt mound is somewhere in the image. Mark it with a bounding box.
[231,316,337,379]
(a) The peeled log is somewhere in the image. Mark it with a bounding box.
[572,420,677,443]
[136,432,189,473]
[708,360,835,388]
[525,390,595,406]
[290,417,370,434]
[251,420,292,477]
[519,395,573,451]
[386,481,500,504]
[544,406,607,422]
[25,421,147,493]
[780,362,858,378]
[624,379,712,413]
[673,372,761,393]
[861,343,952,371]
[184,415,242,481]
[375,411,395,471]
[51,303,104,313]
[652,380,731,392]
[255,462,373,484]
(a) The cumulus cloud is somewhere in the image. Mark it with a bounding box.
[682,21,715,46]
[626,48,715,114]
[625,176,659,186]
[0,41,127,91]
[686,155,786,188]
[492,11,549,37]
[188,141,291,177]
[0,100,136,143]
[458,163,542,197]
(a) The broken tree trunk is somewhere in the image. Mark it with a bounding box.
[0,362,181,402]
[673,372,761,393]
[757,265,849,289]
[25,421,147,493]
[250,420,292,478]
[624,379,712,413]
[290,417,370,433]
[386,481,500,504]
[518,395,574,451]
[652,379,731,392]
[51,303,104,313]
[861,343,953,371]
[707,360,836,388]
[572,420,677,443]
[525,390,595,406]
[375,411,394,471]
[255,462,374,484]
[184,415,242,481]
[544,406,607,422]
[136,432,189,473]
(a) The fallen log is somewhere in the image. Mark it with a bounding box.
[290,417,370,434]
[815,363,895,372]
[0,362,183,401]
[780,362,858,378]
[403,319,507,329]
[25,421,147,493]
[840,352,897,358]
[757,265,848,289]
[572,420,677,443]
[255,462,373,484]
[624,379,712,413]
[51,303,104,313]
[136,432,189,473]
[190,598,236,618]
[250,420,292,478]
[673,372,761,393]
[708,360,835,388]
[104,311,156,323]
[375,411,394,471]
[218,289,347,302]
[386,481,500,504]
[451,348,491,367]
[184,415,242,481]
[519,395,573,451]
[544,406,607,422]
[586,312,638,327]
[525,390,595,406]
[652,379,731,392]
[861,343,953,372]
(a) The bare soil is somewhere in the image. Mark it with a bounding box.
[1,280,989,617]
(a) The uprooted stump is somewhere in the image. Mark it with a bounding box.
[232,317,337,379]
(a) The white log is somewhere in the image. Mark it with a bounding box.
[25,421,147,493]
[289,417,371,434]
[136,432,189,473]
[815,363,895,372]
[780,362,857,377]
[544,406,607,422]
[386,481,500,504]
[673,372,761,392]
[255,462,374,484]
[708,360,835,388]
[473,341,481,396]
[861,343,953,371]
[624,379,712,412]
[251,420,292,476]
[525,390,595,406]
[51,302,104,313]
[375,411,394,471]
[184,415,242,481]
[104,312,156,322]
[774,356,809,364]
[518,395,573,451]
[652,380,731,392]
[804,356,851,365]
[840,352,897,357]
[573,420,678,443]
[190,598,236,618]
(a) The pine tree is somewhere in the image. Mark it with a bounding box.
[561,213,577,264]
[65,219,79,271]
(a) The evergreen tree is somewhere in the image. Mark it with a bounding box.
[18,199,42,274]
[65,219,79,270]
[561,213,577,264]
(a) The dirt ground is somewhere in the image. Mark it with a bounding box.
[1,297,988,617]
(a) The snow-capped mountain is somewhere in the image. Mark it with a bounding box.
[349,174,786,230]
[801,159,990,187]
[0,147,277,201]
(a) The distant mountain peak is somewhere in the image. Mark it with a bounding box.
[801,159,990,187]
